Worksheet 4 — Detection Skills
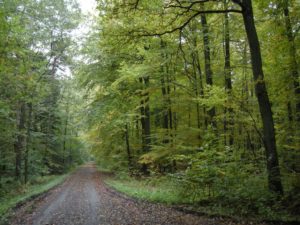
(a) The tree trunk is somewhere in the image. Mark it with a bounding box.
[167,75,173,131]
[200,8,216,128]
[125,124,133,170]
[224,0,234,146]
[192,51,202,141]
[24,103,32,184]
[283,0,300,122]
[238,0,283,194]
[161,76,170,143]
[195,48,208,129]
[139,77,151,175]
[62,100,69,171]
[143,76,151,151]
[14,102,26,180]
[160,40,172,143]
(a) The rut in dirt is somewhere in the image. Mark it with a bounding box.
[10,164,264,225]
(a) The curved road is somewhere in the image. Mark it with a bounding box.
[11,164,255,225]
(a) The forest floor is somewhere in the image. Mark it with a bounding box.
[8,164,269,225]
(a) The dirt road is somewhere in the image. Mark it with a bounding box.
[10,164,251,225]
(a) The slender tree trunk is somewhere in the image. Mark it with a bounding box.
[238,0,283,194]
[192,51,202,141]
[161,77,170,143]
[135,116,140,140]
[0,151,2,186]
[139,100,147,176]
[24,103,32,184]
[195,49,208,129]
[167,75,173,131]
[14,102,26,180]
[139,87,146,149]
[200,8,216,128]
[172,75,178,131]
[142,77,151,152]
[224,1,234,146]
[139,77,151,174]
[125,124,133,170]
[188,104,191,128]
[283,0,300,122]
[160,40,172,143]
[62,100,69,171]
[190,23,205,141]
[143,76,151,151]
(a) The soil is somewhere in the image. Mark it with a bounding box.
[9,164,267,225]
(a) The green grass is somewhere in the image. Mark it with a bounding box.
[0,174,67,223]
[105,175,189,205]
[104,174,300,223]
[104,176,232,218]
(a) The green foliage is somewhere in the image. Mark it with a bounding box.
[0,0,88,197]
[75,0,300,221]
[0,0,299,222]
[0,174,67,223]
[106,172,300,222]
[105,175,185,205]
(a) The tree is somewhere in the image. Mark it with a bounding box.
[0,0,84,187]
[233,0,283,194]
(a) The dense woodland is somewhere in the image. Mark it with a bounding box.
[0,0,87,194]
[0,0,299,221]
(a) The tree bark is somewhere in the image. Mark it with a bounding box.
[238,0,283,194]
[24,103,32,184]
[14,102,26,180]
[192,51,202,141]
[224,1,234,146]
[167,75,173,131]
[139,77,151,174]
[143,76,151,151]
[283,0,300,122]
[200,8,216,128]
[62,99,69,171]
[161,76,170,143]
[125,124,133,170]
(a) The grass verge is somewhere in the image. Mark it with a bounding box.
[104,174,300,224]
[0,174,67,224]
[105,176,187,205]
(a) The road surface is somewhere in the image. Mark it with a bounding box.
[10,164,255,225]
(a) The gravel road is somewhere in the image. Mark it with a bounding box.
[10,164,261,225]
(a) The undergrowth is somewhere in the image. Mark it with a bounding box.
[0,175,67,224]
[104,171,300,223]
[105,175,188,205]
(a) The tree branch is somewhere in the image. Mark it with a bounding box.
[231,0,244,9]
[131,9,242,37]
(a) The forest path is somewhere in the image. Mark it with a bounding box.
[10,164,254,225]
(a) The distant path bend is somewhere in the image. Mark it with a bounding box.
[10,164,258,225]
